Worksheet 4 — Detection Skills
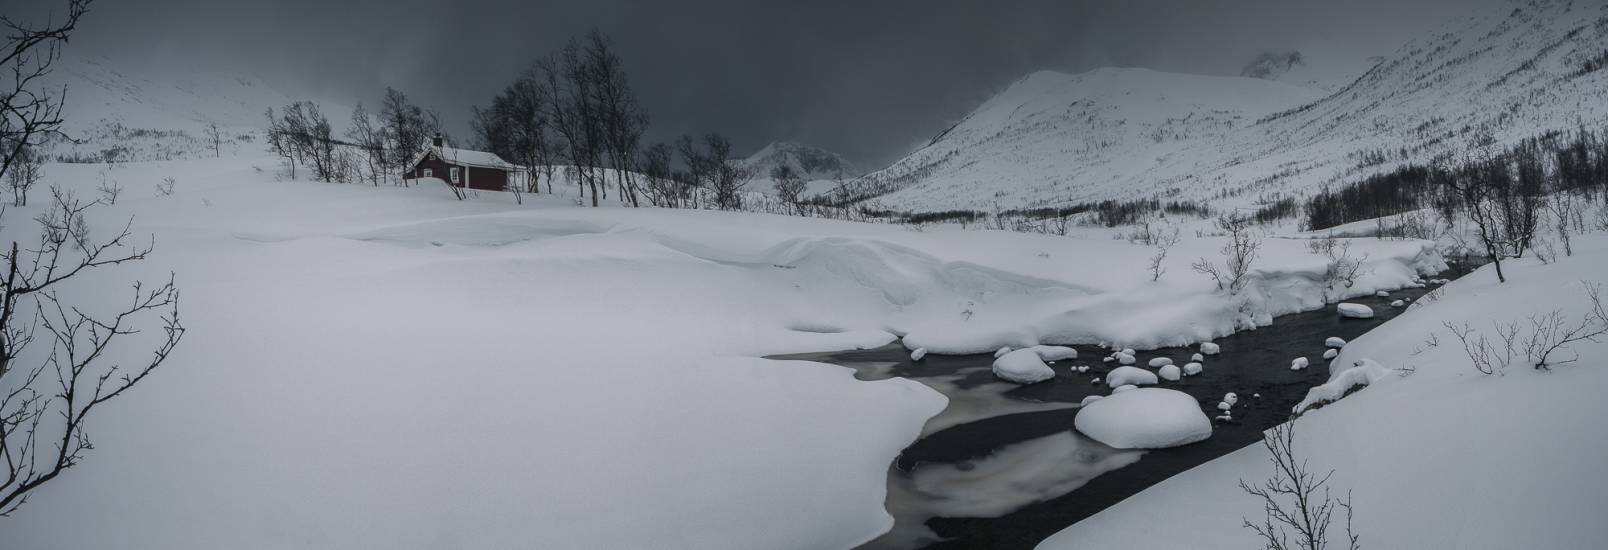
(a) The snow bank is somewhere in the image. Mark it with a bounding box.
[993,349,1057,384]
[1105,366,1160,388]
[1294,359,1390,414]
[1074,388,1213,449]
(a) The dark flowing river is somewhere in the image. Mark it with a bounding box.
[774,268,1466,550]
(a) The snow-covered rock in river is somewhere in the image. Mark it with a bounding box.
[1075,388,1213,449]
[1391,299,1405,308]
[1338,303,1375,319]
[910,348,928,361]
[1325,337,1347,348]
[992,349,1056,384]
[1224,392,1238,405]
[1375,290,1390,297]
[1217,401,1233,411]
[1182,362,1203,376]
[994,346,1013,358]
[1158,364,1182,381]
[1117,353,1136,365]
[1190,353,1204,362]
[1121,348,1136,356]
[1105,366,1160,388]
[1290,357,1310,370]
[1029,345,1078,362]
[1323,348,1339,360]
[1200,342,1220,355]
[1112,384,1138,394]
[1080,395,1104,407]
[1147,357,1174,368]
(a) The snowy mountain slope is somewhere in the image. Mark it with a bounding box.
[855,0,1608,214]
[41,54,350,162]
[741,141,861,197]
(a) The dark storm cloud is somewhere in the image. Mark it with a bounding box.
[51,0,1493,167]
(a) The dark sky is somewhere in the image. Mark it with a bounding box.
[31,0,1495,167]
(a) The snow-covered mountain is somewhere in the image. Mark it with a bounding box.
[851,0,1608,214]
[41,54,347,162]
[740,141,861,197]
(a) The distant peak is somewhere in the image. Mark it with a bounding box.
[1240,51,1306,80]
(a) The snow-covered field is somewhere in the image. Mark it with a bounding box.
[2,152,1449,549]
[1041,234,1608,550]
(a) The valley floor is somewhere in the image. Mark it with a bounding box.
[0,154,1599,549]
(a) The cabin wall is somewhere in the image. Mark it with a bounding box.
[406,156,508,191]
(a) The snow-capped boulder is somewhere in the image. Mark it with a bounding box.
[1075,388,1212,449]
[1325,337,1347,348]
[994,346,1013,358]
[1200,342,1220,355]
[1029,345,1078,362]
[1323,348,1339,360]
[1112,384,1138,393]
[1105,366,1159,388]
[1117,353,1137,365]
[1217,401,1232,411]
[1102,357,1113,363]
[1338,303,1375,319]
[1121,348,1136,356]
[1290,357,1310,370]
[1391,299,1405,308]
[1183,362,1203,376]
[1224,392,1238,405]
[1092,377,1102,385]
[1080,395,1104,407]
[1158,364,1182,381]
[1375,290,1390,297]
[911,348,928,361]
[1147,357,1174,368]
[992,349,1056,384]
[1190,353,1205,362]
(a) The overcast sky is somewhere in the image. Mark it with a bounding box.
[38,0,1501,167]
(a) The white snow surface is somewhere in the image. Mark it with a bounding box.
[1104,366,1160,388]
[1074,388,1213,450]
[993,349,1057,384]
[1041,233,1608,549]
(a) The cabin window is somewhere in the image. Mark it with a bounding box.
[423,168,433,178]
[450,167,461,184]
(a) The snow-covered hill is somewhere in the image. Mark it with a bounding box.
[41,54,349,162]
[852,0,1608,214]
[740,141,861,198]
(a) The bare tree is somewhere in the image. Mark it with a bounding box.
[772,164,806,211]
[346,102,385,186]
[641,141,679,207]
[1147,225,1180,282]
[1,0,91,186]
[4,143,39,206]
[203,121,221,158]
[1193,213,1261,294]
[94,172,118,205]
[0,187,185,515]
[379,87,437,186]
[679,133,749,210]
[1240,423,1360,550]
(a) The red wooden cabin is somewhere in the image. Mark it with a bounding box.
[403,134,522,191]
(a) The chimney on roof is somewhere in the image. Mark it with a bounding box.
[432,133,443,148]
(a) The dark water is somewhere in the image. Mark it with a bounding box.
[774,267,1470,549]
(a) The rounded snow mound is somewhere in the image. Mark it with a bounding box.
[993,349,1056,384]
[1105,366,1159,388]
[1029,345,1078,362]
[1338,303,1375,319]
[1074,388,1213,449]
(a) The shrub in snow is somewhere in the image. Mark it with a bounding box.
[1080,395,1103,407]
[1147,357,1174,368]
[911,348,928,361]
[1158,364,1182,381]
[1337,303,1374,319]
[1290,357,1310,370]
[992,349,1056,384]
[1191,353,1205,362]
[1183,362,1203,376]
[1325,337,1347,348]
[1117,353,1136,365]
[1112,384,1138,393]
[1239,423,1359,550]
[1105,366,1159,388]
[1075,388,1212,449]
[1028,345,1077,362]
[1323,348,1339,360]
[1200,342,1221,355]
[994,346,1012,358]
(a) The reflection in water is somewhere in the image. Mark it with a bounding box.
[866,431,1143,549]
[838,362,1078,437]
